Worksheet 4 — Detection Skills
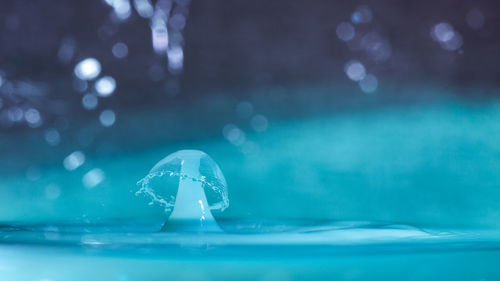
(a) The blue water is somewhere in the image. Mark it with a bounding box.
[2,221,500,280]
[2,96,500,280]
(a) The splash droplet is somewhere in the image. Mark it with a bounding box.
[136,150,228,232]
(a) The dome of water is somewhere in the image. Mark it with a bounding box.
[136,150,228,232]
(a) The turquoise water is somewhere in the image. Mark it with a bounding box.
[2,223,500,280]
[2,245,499,281]
[1,99,500,226]
[2,220,500,280]
[1,94,500,280]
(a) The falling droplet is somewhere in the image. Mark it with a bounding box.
[136,150,228,232]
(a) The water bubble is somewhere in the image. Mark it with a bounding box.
[112,42,128,59]
[63,151,85,171]
[336,22,355,42]
[82,94,98,110]
[99,110,116,127]
[344,60,366,81]
[82,168,105,189]
[74,58,101,80]
[44,128,61,146]
[95,76,116,97]
[136,150,228,232]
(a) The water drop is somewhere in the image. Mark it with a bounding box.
[136,150,228,232]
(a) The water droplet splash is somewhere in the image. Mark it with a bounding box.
[136,150,228,232]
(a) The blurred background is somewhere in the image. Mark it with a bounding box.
[0,0,499,228]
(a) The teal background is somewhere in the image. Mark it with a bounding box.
[1,91,499,228]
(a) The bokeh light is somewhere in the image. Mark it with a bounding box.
[63,151,85,171]
[336,22,355,42]
[44,128,61,146]
[250,115,269,132]
[82,168,105,189]
[223,124,246,146]
[24,108,42,128]
[95,76,116,97]
[82,94,99,110]
[99,110,116,127]
[112,42,128,59]
[236,101,254,119]
[134,0,154,18]
[351,6,373,24]
[167,46,184,72]
[344,60,366,81]
[359,74,378,94]
[74,58,102,80]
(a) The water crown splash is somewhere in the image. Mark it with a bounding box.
[136,150,228,232]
